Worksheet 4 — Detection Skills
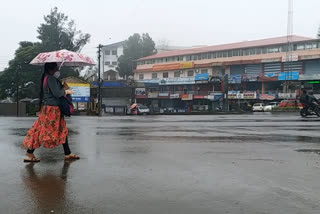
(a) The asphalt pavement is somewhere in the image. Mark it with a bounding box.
[1,112,320,214]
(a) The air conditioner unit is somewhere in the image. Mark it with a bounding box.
[180,70,184,74]
[195,69,200,73]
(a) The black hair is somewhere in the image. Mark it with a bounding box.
[303,90,307,94]
[39,62,58,111]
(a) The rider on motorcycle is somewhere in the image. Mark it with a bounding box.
[307,91,320,111]
[300,90,308,105]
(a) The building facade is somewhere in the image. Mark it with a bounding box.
[133,35,320,112]
[101,41,125,81]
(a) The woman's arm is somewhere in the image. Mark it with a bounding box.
[47,76,65,98]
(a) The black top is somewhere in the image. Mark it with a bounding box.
[43,75,65,106]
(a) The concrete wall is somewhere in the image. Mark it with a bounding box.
[0,103,26,116]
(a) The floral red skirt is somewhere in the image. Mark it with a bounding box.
[22,106,68,149]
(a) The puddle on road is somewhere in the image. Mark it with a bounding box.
[295,149,320,155]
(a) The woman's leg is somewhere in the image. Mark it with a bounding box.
[24,149,40,162]
[27,149,35,154]
[62,137,71,156]
[63,137,80,160]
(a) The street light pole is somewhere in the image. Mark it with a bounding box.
[16,65,21,117]
[98,44,102,116]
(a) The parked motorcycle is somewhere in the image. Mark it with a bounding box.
[300,103,320,117]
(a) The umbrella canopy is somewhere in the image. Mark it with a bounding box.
[30,49,95,67]
[130,103,137,109]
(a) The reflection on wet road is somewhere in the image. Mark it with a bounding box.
[1,113,320,213]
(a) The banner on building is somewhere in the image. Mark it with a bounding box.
[158,92,169,97]
[181,94,193,100]
[159,77,195,85]
[195,73,209,81]
[278,93,296,99]
[228,91,241,99]
[278,72,299,80]
[228,75,241,84]
[260,94,276,100]
[152,62,194,71]
[68,83,90,102]
[259,72,279,81]
[242,91,257,99]
[170,93,180,99]
[135,88,146,95]
[148,92,159,98]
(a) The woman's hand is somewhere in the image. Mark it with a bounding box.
[65,90,74,95]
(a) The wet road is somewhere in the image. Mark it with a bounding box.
[1,113,320,214]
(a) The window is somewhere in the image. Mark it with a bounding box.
[201,69,208,74]
[212,52,217,58]
[223,52,228,57]
[187,70,194,77]
[112,61,117,65]
[105,61,110,65]
[192,55,198,60]
[105,50,111,55]
[201,53,207,60]
[152,73,158,79]
[139,74,144,80]
[174,71,180,77]
[178,56,184,61]
[163,72,168,78]
[112,50,117,55]
[186,55,191,61]
[255,48,262,54]
[249,49,255,55]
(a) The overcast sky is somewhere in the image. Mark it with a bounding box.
[1,0,320,70]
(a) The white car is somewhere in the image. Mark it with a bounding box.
[252,103,265,112]
[264,102,279,111]
[137,105,150,115]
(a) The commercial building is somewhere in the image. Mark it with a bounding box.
[133,35,320,112]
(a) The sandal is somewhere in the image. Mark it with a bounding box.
[24,154,40,163]
[65,153,80,160]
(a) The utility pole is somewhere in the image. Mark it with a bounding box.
[98,44,103,116]
[286,0,294,93]
[16,65,20,117]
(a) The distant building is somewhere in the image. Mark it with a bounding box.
[134,35,320,112]
[101,41,125,81]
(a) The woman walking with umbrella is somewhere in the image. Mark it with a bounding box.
[23,62,79,162]
[22,50,95,162]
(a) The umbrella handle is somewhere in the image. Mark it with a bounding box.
[59,60,65,70]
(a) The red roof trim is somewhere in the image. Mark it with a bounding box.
[139,35,314,61]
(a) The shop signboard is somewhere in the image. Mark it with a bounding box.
[259,72,279,81]
[282,53,298,62]
[152,62,194,71]
[181,94,193,100]
[193,95,205,99]
[242,91,257,99]
[158,92,169,97]
[299,74,320,81]
[278,93,296,99]
[260,94,276,100]
[148,92,159,98]
[135,88,146,95]
[228,75,241,84]
[278,72,299,80]
[195,73,209,81]
[170,93,180,99]
[228,91,241,99]
[68,83,90,102]
[159,77,195,85]
[213,93,223,101]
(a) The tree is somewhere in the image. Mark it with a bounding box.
[0,7,90,100]
[117,33,156,77]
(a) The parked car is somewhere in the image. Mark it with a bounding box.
[264,102,279,111]
[137,104,150,115]
[279,100,302,108]
[252,103,265,112]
